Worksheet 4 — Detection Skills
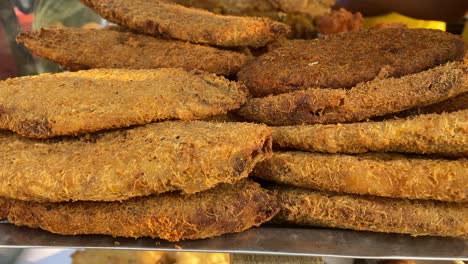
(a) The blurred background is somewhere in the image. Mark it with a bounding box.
[1,0,467,81]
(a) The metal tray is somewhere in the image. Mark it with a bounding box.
[0,223,466,260]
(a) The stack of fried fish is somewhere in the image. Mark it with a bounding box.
[240,29,468,237]
[1,0,467,242]
[0,0,297,242]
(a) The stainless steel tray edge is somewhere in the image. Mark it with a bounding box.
[0,224,466,260]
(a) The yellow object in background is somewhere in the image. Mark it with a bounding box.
[364,12,446,31]
[462,21,468,41]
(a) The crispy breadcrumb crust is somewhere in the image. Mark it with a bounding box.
[171,0,334,39]
[386,91,468,118]
[173,0,334,17]
[80,0,290,48]
[270,185,468,237]
[0,197,9,220]
[0,121,272,202]
[272,110,468,157]
[0,68,248,138]
[7,180,279,242]
[17,27,249,76]
[254,151,467,202]
[238,28,464,97]
[238,62,468,125]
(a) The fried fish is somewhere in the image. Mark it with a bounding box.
[0,121,272,202]
[0,68,248,138]
[171,0,334,39]
[238,28,464,97]
[80,0,289,48]
[17,27,249,76]
[0,198,9,221]
[271,185,467,237]
[272,110,468,157]
[7,180,279,242]
[254,151,467,202]
[386,91,468,118]
[238,62,468,125]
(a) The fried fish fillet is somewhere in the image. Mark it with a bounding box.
[7,180,279,242]
[80,0,289,48]
[172,0,334,17]
[171,0,334,39]
[0,198,9,221]
[254,151,468,202]
[0,68,248,138]
[0,121,272,202]
[387,91,468,118]
[316,8,364,35]
[272,110,468,157]
[271,185,468,237]
[238,62,468,125]
[238,28,464,97]
[17,27,249,76]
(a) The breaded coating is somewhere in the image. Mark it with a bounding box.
[271,185,468,237]
[173,0,334,17]
[7,180,279,242]
[17,27,249,76]
[0,197,10,220]
[80,0,289,48]
[316,8,364,35]
[173,0,335,17]
[272,110,468,157]
[171,0,334,39]
[0,121,272,202]
[238,28,464,97]
[387,91,468,118]
[238,62,468,125]
[253,151,468,202]
[0,68,248,138]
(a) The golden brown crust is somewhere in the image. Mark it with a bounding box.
[238,62,468,125]
[172,0,334,17]
[17,27,249,76]
[0,68,248,138]
[0,121,272,202]
[253,151,468,202]
[385,91,468,118]
[80,0,289,48]
[272,110,468,157]
[271,185,468,237]
[171,0,334,39]
[0,197,9,220]
[7,180,279,242]
[238,28,464,97]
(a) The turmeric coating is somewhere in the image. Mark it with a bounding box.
[7,180,279,242]
[238,62,468,125]
[17,27,249,76]
[272,110,468,157]
[0,121,272,202]
[0,68,248,138]
[271,185,468,237]
[254,151,467,202]
[80,0,290,48]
